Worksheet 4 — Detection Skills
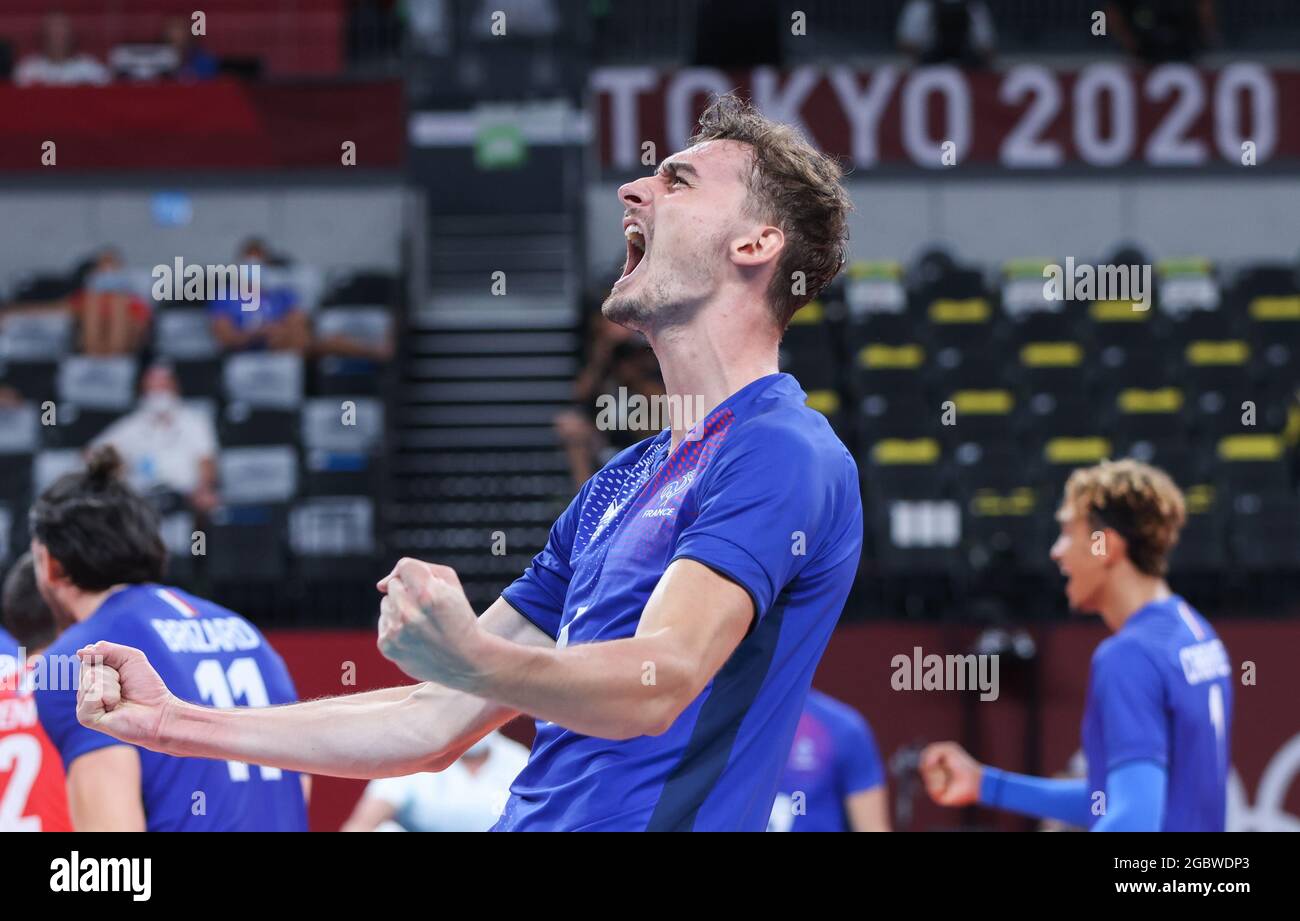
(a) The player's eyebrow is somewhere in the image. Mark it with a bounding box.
[658,160,699,183]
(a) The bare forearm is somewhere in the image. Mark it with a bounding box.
[470,633,690,740]
[156,683,491,779]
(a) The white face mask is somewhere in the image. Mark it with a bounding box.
[141,391,181,414]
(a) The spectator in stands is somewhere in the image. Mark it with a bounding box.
[341,730,530,832]
[162,15,218,81]
[1106,0,1218,63]
[14,12,111,86]
[71,247,152,355]
[90,363,220,518]
[896,0,997,67]
[554,310,664,488]
[208,237,310,354]
[4,247,150,355]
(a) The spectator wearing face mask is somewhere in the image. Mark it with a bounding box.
[208,237,310,355]
[89,363,220,516]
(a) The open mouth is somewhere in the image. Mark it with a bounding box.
[616,222,647,286]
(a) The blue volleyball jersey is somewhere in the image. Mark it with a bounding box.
[1082,595,1232,831]
[0,626,18,690]
[768,689,885,832]
[496,373,863,831]
[34,584,308,831]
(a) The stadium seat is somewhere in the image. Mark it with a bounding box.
[1037,434,1112,498]
[1156,258,1222,320]
[1109,386,1188,441]
[289,496,378,581]
[53,355,137,447]
[315,307,395,396]
[219,446,299,505]
[222,353,304,446]
[1117,432,1203,489]
[942,384,1016,442]
[920,273,995,350]
[860,391,935,442]
[843,261,907,322]
[779,299,839,392]
[959,485,1045,584]
[0,313,74,405]
[7,273,77,303]
[32,450,82,496]
[153,307,219,355]
[1169,484,1227,574]
[1228,493,1300,572]
[853,341,927,401]
[158,510,198,585]
[861,437,945,503]
[0,503,13,568]
[205,504,290,583]
[0,312,74,360]
[1016,340,1087,395]
[802,388,846,437]
[322,269,398,307]
[0,402,38,507]
[301,397,384,495]
[1214,434,1292,495]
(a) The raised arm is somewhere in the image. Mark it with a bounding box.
[75,597,553,779]
[376,557,754,740]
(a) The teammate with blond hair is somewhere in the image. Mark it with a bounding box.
[922,459,1233,831]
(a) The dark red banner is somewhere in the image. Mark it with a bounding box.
[271,619,1299,832]
[0,79,404,171]
[593,64,1300,172]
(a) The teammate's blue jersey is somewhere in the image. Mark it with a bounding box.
[34,584,308,831]
[1082,595,1232,832]
[768,689,885,832]
[0,626,19,689]
[497,373,863,831]
[0,625,17,658]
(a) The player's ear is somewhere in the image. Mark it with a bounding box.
[730,225,784,268]
[39,546,69,586]
[1103,528,1128,568]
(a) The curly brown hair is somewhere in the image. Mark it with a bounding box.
[1060,459,1187,577]
[689,94,851,329]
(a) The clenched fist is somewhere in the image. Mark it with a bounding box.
[376,558,486,688]
[919,741,983,807]
[76,642,178,749]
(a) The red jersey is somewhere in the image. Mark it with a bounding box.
[0,668,72,832]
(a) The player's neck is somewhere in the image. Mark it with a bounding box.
[647,295,780,451]
[66,584,131,624]
[1098,571,1171,632]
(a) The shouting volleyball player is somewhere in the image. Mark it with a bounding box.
[74,94,864,831]
[30,447,308,831]
[921,460,1234,831]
